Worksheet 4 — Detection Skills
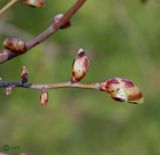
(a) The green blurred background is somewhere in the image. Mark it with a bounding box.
[0,0,160,154]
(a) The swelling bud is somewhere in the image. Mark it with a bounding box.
[40,88,48,105]
[5,86,12,96]
[23,0,45,7]
[71,48,89,83]
[99,78,143,104]
[53,13,71,29]
[21,66,28,83]
[3,38,26,54]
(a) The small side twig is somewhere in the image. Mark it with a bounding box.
[32,82,99,90]
[0,60,144,105]
[0,0,19,16]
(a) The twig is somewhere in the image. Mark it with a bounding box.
[0,78,144,105]
[0,81,100,90]
[0,0,19,16]
[32,82,99,90]
[0,63,144,104]
[0,0,87,64]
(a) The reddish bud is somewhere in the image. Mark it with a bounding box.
[40,88,48,105]
[5,86,12,95]
[21,66,28,83]
[99,78,144,104]
[53,13,71,29]
[23,0,45,7]
[71,48,89,83]
[3,38,26,54]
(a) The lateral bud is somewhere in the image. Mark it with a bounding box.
[5,86,12,95]
[3,38,26,54]
[53,13,71,29]
[23,0,46,7]
[99,77,144,104]
[40,88,48,105]
[71,48,89,83]
[21,66,28,83]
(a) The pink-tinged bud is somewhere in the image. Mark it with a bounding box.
[71,48,89,83]
[40,88,48,105]
[5,86,12,95]
[21,66,28,83]
[99,78,144,104]
[23,0,45,7]
[53,13,71,29]
[3,38,26,54]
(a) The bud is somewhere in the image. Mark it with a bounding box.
[71,48,89,83]
[40,88,48,105]
[5,86,12,95]
[99,78,144,104]
[21,66,28,84]
[23,0,45,7]
[53,13,71,29]
[3,38,26,54]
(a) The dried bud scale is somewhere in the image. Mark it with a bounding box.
[5,86,12,95]
[99,78,143,104]
[71,48,89,83]
[23,0,45,7]
[40,88,48,105]
[53,13,71,29]
[21,66,28,84]
[3,38,26,54]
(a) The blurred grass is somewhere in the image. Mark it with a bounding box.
[0,0,160,155]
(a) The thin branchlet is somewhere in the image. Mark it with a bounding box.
[0,80,100,90]
[0,81,32,88]
[0,0,19,16]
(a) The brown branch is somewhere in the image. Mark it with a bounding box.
[0,0,87,64]
[0,0,19,16]
[31,82,99,90]
[0,80,100,90]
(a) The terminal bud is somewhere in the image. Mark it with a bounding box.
[99,78,144,104]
